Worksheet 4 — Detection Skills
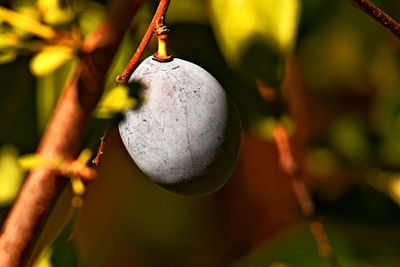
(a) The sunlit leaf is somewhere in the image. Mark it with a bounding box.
[0,145,24,206]
[77,149,92,164]
[0,32,19,49]
[37,0,75,26]
[32,246,53,267]
[94,85,137,119]
[0,29,19,64]
[10,1,39,37]
[0,6,55,39]
[209,0,300,86]
[0,50,17,64]
[388,177,400,206]
[30,46,74,76]
[11,0,40,25]
[18,154,63,170]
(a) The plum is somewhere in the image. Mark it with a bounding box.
[119,56,241,195]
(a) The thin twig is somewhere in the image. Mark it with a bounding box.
[0,1,145,266]
[350,0,400,38]
[91,131,107,167]
[116,0,171,84]
[273,125,340,267]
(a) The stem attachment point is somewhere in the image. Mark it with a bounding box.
[153,25,172,62]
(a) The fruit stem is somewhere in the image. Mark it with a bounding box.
[117,0,172,83]
[153,24,172,62]
[157,35,168,57]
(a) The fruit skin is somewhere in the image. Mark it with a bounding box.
[119,56,241,195]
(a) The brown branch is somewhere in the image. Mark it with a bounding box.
[273,125,339,267]
[0,0,145,266]
[116,0,171,84]
[350,0,400,38]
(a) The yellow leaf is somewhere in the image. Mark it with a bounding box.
[94,85,137,119]
[71,175,85,196]
[77,149,93,164]
[37,0,75,26]
[30,46,74,76]
[0,32,19,49]
[389,178,400,206]
[32,246,53,267]
[18,154,63,170]
[0,6,55,39]
[0,145,24,206]
[0,50,17,64]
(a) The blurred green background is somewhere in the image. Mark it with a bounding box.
[1,0,400,266]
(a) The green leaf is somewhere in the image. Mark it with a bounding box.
[36,57,76,133]
[50,215,79,267]
[0,145,24,206]
[78,2,105,36]
[209,0,300,86]
[94,85,137,119]
[30,46,74,76]
[233,224,383,267]
[167,0,208,25]
[307,148,339,178]
[328,116,371,164]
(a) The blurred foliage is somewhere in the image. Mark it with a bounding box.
[33,246,53,267]
[30,45,74,76]
[0,144,23,205]
[234,222,400,267]
[94,84,138,119]
[209,0,300,87]
[0,0,400,266]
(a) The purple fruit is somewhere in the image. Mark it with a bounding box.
[119,56,241,195]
